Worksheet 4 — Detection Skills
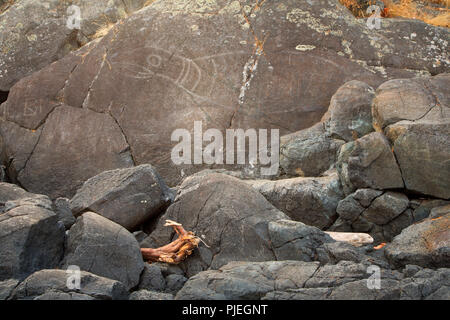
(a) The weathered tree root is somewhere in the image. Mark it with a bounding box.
[141,220,201,264]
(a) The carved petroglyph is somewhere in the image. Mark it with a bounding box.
[111,46,248,107]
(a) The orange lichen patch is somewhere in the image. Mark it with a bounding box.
[422,215,449,252]
[374,242,387,249]
[340,0,450,27]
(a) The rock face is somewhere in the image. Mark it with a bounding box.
[14,105,134,199]
[144,172,289,277]
[1,0,446,196]
[327,80,375,141]
[372,75,450,129]
[389,120,450,199]
[385,214,450,268]
[176,260,450,300]
[332,188,414,242]
[70,164,173,230]
[0,0,148,90]
[10,269,129,300]
[0,183,65,281]
[279,123,345,177]
[246,171,344,229]
[268,220,334,261]
[337,132,404,195]
[61,212,145,290]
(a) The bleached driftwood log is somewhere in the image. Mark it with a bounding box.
[325,232,374,247]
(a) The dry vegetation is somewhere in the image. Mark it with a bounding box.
[340,0,450,27]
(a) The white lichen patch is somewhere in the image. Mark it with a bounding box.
[295,44,315,51]
[286,8,342,36]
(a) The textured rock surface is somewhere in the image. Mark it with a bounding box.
[0,189,65,281]
[389,120,450,199]
[337,132,404,195]
[327,80,375,141]
[138,263,166,292]
[70,164,173,230]
[53,197,76,230]
[246,172,344,229]
[10,269,129,300]
[1,0,446,195]
[176,260,449,300]
[268,220,334,261]
[61,211,145,290]
[279,123,345,177]
[14,105,134,199]
[385,214,450,268]
[129,290,174,300]
[372,74,450,129]
[0,279,19,300]
[144,172,288,277]
[0,0,147,90]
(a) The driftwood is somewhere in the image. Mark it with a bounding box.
[325,231,374,247]
[141,220,201,264]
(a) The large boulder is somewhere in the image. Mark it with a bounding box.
[0,0,148,90]
[372,74,450,129]
[336,132,404,195]
[70,164,173,230]
[10,269,129,300]
[1,0,445,196]
[385,213,450,268]
[327,80,375,141]
[246,171,344,229]
[61,211,145,290]
[387,120,450,199]
[0,184,65,281]
[333,189,414,242]
[176,260,321,300]
[279,123,345,177]
[143,172,289,277]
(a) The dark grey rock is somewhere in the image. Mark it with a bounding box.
[337,132,404,195]
[70,164,173,230]
[165,274,188,294]
[279,123,345,177]
[385,214,450,268]
[373,75,450,129]
[246,171,344,229]
[61,211,145,290]
[53,197,76,230]
[146,172,288,277]
[0,202,65,281]
[10,269,129,300]
[361,192,409,225]
[268,220,334,262]
[389,120,450,199]
[138,264,166,292]
[176,260,320,300]
[129,290,173,300]
[0,279,19,300]
[327,80,375,141]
